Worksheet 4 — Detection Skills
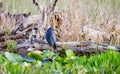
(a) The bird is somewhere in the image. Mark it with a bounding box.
[45,27,57,51]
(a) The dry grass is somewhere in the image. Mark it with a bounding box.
[56,0,120,44]
[1,0,120,44]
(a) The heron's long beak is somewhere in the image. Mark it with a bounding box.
[54,28,59,32]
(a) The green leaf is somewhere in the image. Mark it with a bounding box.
[65,50,75,57]
[5,52,24,62]
[42,50,54,58]
[27,51,43,60]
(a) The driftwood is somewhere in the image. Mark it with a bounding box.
[17,41,120,55]
[0,34,25,42]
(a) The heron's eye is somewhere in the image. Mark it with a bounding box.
[32,35,36,38]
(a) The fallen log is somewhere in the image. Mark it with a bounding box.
[17,41,120,55]
[0,34,25,42]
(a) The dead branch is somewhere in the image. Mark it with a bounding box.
[11,13,31,35]
[0,34,24,42]
[11,21,24,35]
[50,0,58,12]
[33,0,39,7]
[0,31,6,37]
[33,0,43,12]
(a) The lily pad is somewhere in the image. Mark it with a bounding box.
[5,52,24,62]
[65,50,75,57]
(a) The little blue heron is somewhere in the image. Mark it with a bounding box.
[46,27,57,51]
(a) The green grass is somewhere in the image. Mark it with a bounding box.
[7,40,17,52]
[0,50,120,74]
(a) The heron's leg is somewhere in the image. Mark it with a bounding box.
[52,48,54,52]
[54,49,57,53]
[49,46,53,52]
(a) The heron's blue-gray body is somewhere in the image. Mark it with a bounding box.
[46,27,56,50]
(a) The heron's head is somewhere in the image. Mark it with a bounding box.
[47,27,54,32]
